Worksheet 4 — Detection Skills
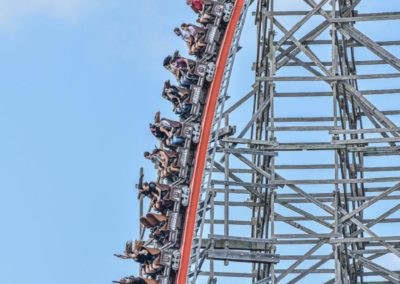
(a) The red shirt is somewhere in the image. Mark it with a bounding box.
[190,0,203,11]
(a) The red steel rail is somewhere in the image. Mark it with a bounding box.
[176,1,245,283]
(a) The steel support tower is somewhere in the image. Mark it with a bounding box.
[184,0,400,283]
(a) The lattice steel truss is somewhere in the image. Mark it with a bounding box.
[187,0,400,283]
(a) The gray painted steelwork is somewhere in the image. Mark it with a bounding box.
[186,0,400,283]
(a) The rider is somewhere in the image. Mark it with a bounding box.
[186,0,214,24]
[163,51,197,88]
[174,27,191,46]
[174,24,206,56]
[149,112,185,148]
[182,23,206,55]
[139,181,173,214]
[114,241,162,278]
[139,213,170,245]
[162,80,192,119]
[144,149,180,181]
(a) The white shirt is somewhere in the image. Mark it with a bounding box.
[179,30,191,43]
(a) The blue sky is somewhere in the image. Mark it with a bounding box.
[0,1,196,283]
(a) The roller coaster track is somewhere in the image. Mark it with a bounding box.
[176,1,249,283]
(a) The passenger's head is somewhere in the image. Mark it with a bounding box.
[163,55,172,68]
[139,182,150,196]
[181,23,189,30]
[125,240,133,253]
[144,151,150,158]
[174,27,181,36]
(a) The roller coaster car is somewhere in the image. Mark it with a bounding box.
[180,122,201,144]
[140,213,168,229]
[153,249,180,284]
[209,1,234,23]
[190,81,207,104]
[200,1,234,58]
[176,124,200,172]
[178,147,192,180]
[194,61,216,82]
[166,189,185,245]
[170,185,190,207]
[222,2,234,22]
[203,24,221,56]
[167,210,182,244]
[160,249,181,271]
[205,24,220,43]
[189,85,207,118]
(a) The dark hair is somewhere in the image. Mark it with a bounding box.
[163,55,172,67]
[181,23,188,28]
[144,151,150,157]
[174,27,180,33]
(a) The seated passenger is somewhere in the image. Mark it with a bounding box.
[149,112,185,148]
[163,51,197,88]
[113,276,159,284]
[149,124,184,148]
[186,0,214,24]
[115,240,163,278]
[115,241,160,261]
[144,254,163,276]
[174,27,191,47]
[140,213,170,244]
[183,23,207,56]
[140,213,168,229]
[175,24,206,56]
[144,149,180,181]
[114,241,142,261]
[162,80,192,119]
[139,181,173,214]
[187,0,203,13]
[181,23,206,41]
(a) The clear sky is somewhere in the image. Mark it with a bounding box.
[0,1,196,283]
[1,1,400,284]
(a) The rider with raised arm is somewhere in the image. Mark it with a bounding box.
[163,51,197,88]
[144,149,180,181]
[149,112,185,148]
[162,80,192,119]
[114,241,162,280]
[139,181,173,214]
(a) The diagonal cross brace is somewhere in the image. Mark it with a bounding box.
[340,25,400,72]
